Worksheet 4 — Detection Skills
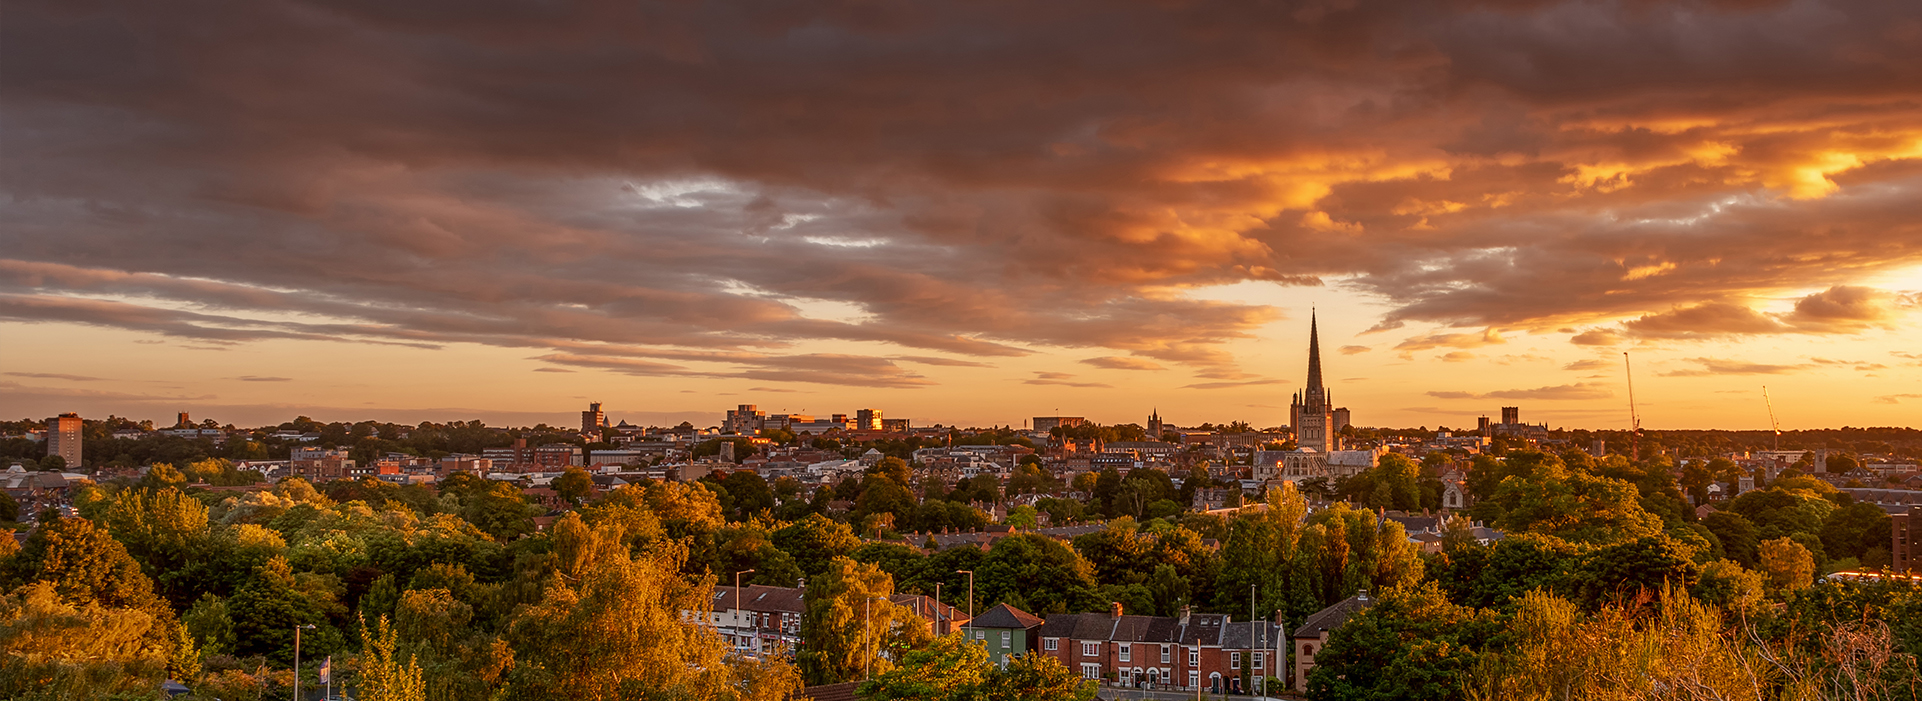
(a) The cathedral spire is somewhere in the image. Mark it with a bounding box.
[1306,308,1324,395]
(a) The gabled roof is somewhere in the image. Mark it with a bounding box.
[1292,593,1373,639]
[1219,620,1282,649]
[1036,612,1123,641]
[712,584,808,614]
[1174,613,1228,646]
[970,602,1044,630]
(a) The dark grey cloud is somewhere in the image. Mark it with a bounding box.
[2,0,1919,379]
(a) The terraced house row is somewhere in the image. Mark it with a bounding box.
[689,583,1373,694]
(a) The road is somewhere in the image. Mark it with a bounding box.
[1096,688,1304,701]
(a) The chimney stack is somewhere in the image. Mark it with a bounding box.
[1110,601,1123,618]
[1179,605,1191,626]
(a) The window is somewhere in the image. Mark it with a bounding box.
[1081,663,1102,680]
[1304,644,1316,658]
[1001,631,1011,646]
[1119,644,1131,662]
[1188,647,1199,665]
[1160,645,1172,663]
[1189,671,1199,689]
[1045,638,1059,651]
[1082,641,1099,657]
[1253,652,1264,670]
[1231,652,1241,669]
[975,630,986,640]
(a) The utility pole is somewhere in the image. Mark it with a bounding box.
[934,582,942,635]
[1250,584,1259,698]
[957,570,975,641]
[735,569,755,653]
[863,594,884,682]
[293,624,315,701]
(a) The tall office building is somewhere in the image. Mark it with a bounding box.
[582,402,607,435]
[856,408,882,431]
[46,412,82,468]
[1289,314,1334,453]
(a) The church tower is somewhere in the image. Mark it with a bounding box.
[1148,409,1164,442]
[1290,312,1335,452]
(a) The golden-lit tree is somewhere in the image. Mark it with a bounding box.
[798,557,930,685]
[1758,537,1815,596]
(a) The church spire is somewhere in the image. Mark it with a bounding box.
[1306,308,1324,395]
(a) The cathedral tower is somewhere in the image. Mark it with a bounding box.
[1290,312,1335,452]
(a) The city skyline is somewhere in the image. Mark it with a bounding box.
[6,2,1922,430]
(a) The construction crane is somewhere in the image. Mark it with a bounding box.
[1763,386,1781,451]
[1624,352,1642,461]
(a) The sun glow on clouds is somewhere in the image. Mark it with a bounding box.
[3,0,1922,428]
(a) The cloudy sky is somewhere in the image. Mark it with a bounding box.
[4,0,1920,430]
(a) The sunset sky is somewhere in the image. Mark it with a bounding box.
[3,0,1920,431]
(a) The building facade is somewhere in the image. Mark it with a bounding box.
[1034,416,1087,433]
[1897,505,1917,573]
[45,413,82,468]
[1291,592,1372,691]
[581,402,606,435]
[1035,605,1283,694]
[967,603,1045,667]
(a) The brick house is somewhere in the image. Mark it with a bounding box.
[1035,604,1282,695]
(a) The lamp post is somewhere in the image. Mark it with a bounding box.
[934,582,943,635]
[864,595,882,681]
[734,569,755,654]
[1251,584,1261,698]
[956,570,975,642]
[293,624,316,701]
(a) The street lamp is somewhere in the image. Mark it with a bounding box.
[956,570,975,642]
[735,569,755,654]
[293,624,316,701]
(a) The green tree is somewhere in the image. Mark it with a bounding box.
[227,556,338,664]
[1759,537,1815,596]
[552,467,593,506]
[1486,460,1663,545]
[505,516,802,699]
[461,481,537,541]
[1701,511,1760,568]
[772,513,862,578]
[978,534,1102,615]
[1819,501,1892,562]
[798,557,930,685]
[1575,536,1700,607]
[182,593,238,657]
[1308,582,1504,701]
[859,632,1097,701]
[102,486,211,608]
